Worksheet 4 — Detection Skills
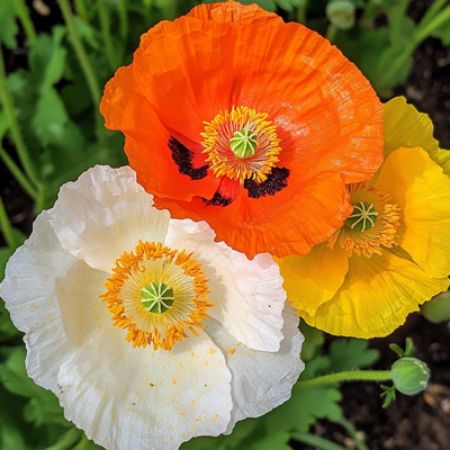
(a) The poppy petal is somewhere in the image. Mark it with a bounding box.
[374,147,450,279]
[305,252,449,338]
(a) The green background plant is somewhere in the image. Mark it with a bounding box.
[1,1,448,449]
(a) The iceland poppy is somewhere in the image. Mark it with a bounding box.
[279,97,450,338]
[100,1,383,258]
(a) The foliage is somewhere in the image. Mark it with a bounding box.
[0,0,446,449]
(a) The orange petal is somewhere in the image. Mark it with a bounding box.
[155,171,352,258]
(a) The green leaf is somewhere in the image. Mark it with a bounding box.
[182,418,259,450]
[422,291,450,323]
[328,339,380,371]
[263,384,342,433]
[235,0,277,12]
[0,295,20,341]
[71,435,104,450]
[432,19,450,45]
[299,321,324,362]
[388,16,415,48]
[0,1,19,49]
[29,27,67,91]
[0,347,68,427]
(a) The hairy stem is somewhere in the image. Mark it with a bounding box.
[298,370,392,388]
[59,0,101,104]
[12,0,38,45]
[0,48,40,187]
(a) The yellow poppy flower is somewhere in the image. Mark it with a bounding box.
[279,96,450,338]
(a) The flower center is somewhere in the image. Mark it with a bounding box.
[101,241,212,351]
[141,281,174,313]
[201,105,281,183]
[230,129,258,158]
[344,201,378,232]
[329,184,401,257]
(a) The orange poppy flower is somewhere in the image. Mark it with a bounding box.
[100,1,383,258]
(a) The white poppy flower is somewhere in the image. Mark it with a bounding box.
[0,165,304,450]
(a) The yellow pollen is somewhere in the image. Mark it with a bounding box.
[328,184,401,258]
[101,241,212,351]
[201,105,281,183]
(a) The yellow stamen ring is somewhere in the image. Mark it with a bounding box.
[201,106,281,183]
[101,241,212,351]
[329,184,401,258]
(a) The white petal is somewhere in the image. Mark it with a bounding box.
[205,304,304,433]
[165,219,286,351]
[56,328,233,450]
[0,211,73,392]
[50,165,170,272]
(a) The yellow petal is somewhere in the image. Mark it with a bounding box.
[304,252,449,338]
[278,243,349,317]
[384,96,450,175]
[375,147,450,279]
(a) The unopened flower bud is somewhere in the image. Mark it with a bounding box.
[326,1,356,30]
[392,357,430,396]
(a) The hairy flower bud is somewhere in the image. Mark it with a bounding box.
[392,357,430,396]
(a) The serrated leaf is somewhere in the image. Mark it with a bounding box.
[182,418,259,450]
[0,1,19,49]
[432,20,450,45]
[300,355,330,380]
[389,16,415,48]
[0,347,67,427]
[260,384,342,434]
[0,295,20,341]
[328,339,380,372]
[29,27,67,91]
[299,321,324,362]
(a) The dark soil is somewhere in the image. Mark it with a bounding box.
[301,315,450,450]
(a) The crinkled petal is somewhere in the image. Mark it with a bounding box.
[51,165,170,272]
[56,327,232,450]
[100,67,219,201]
[374,147,450,279]
[384,96,450,175]
[278,243,349,317]
[157,170,352,258]
[164,219,286,351]
[187,1,280,23]
[0,212,109,392]
[205,304,303,433]
[306,252,449,338]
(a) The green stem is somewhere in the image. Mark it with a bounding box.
[118,0,129,41]
[0,146,38,199]
[0,197,15,248]
[380,4,450,92]
[44,429,81,450]
[418,0,447,30]
[360,0,381,28]
[0,48,40,187]
[12,0,38,46]
[298,370,392,388]
[292,432,347,450]
[326,23,337,42]
[59,0,101,104]
[97,0,120,71]
[336,418,369,450]
[296,0,308,24]
[415,5,450,44]
[160,0,177,20]
[74,0,89,21]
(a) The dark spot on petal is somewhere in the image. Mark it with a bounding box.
[168,137,208,180]
[244,167,290,198]
[203,192,232,207]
